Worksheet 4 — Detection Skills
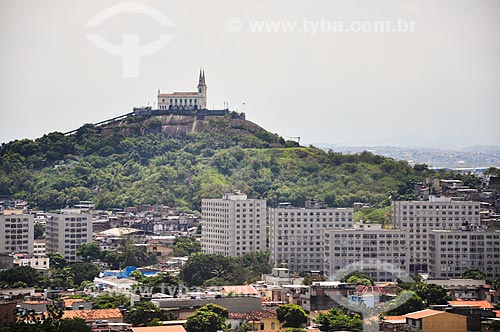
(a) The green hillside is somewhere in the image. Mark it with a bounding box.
[0,114,429,211]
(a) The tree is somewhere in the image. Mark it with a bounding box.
[129,270,143,280]
[76,243,101,262]
[58,318,93,332]
[180,254,233,286]
[48,253,68,270]
[491,276,500,291]
[315,307,362,332]
[340,271,375,286]
[10,305,91,332]
[184,304,228,332]
[69,263,100,287]
[411,282,449,305]
[490,320,500,331]
[34,223,45,239]
[386,291,425,315]
[134,272,179,295]
[126,301,174,326]
[347,275,373,286]
[92,292,129,309]
[0,266,41,288]
[173,237,201,256]
[276,304,308,328]
[485,167,500,176]
[103,251,122,270]
[461,267,486,280]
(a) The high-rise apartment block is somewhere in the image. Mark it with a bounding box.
[392,196,481,273]
[0,209,34,255]
[201,193,266,257]
[324,223,408,282]
[323,196,493,282]
[429,228,500,279]
[46,209,92,262]
[269,202,354,273]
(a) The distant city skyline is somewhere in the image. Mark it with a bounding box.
[1,0,499,146]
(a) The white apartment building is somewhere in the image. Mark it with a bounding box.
[324,223,408,282]
[46,209,92,262]
[201,193,266,257]
[269,202,354,273]
[33,239,46,257]
[0,209,34,255]
[428,228,500,279]
[392,196,481,274]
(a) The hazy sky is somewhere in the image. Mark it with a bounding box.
[1,0,499,147]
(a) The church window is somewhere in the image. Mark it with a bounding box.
[175,99,177,103]
[194,99,197,104]
[189,99,192,103]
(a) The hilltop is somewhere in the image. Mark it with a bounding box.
[0,113,433,211]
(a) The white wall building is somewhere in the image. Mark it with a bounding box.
[428,228,500,279]
[157,70,207,111]
[201,193,266,257]
[13,255,50,271]
[269,203,354,273]
[324,223,408,282]
[392,196,481,274]
[46,209,92,262]
[33,239,46,257]
[0,209,34,255]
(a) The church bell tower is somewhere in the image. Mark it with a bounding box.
[197,69,207,109]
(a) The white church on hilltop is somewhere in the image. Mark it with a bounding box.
[157,70,207,111]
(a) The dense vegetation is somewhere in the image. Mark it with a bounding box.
[180,252,272,287]
[9,306,91,332]
[0,115,434,211]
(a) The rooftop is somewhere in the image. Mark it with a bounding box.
[62,308,122,321]
[404,309,444,319]
[221,285,259,296]
[158,92,199,97]
[383,315,407,323]
[131,326,186,332]
[229,310,277,320]
[448,300,494,309]
[1,209,25,215]
[98,227,142,237]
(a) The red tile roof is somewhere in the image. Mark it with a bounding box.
[355,285,397,295]
[383,315,407,322]
[404,309,444,319]
[448,300,493,309]
[62,308,122,321]
[63,298,87,307]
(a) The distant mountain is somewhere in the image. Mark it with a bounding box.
[313,143,500,168]
[0,113,427,211]
[335,135,498,150]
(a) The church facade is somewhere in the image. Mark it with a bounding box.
[157,70,207,111]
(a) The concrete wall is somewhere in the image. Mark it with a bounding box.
[422,313,467,332]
